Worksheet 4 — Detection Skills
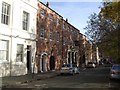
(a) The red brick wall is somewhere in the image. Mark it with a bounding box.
[36,1,87,72]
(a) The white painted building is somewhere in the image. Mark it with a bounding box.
[0,0,37,77]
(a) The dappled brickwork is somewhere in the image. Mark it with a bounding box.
[36,1,93,72]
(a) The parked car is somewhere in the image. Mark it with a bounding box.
[110,64,120,80]
[86,62,96,68]
[60,64,80,75]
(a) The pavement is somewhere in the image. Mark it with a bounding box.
[1,70,60,88]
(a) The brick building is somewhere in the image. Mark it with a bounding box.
[0,0,93,77]
[36,1,63,72]
[84,37,93,64]
[36,1,85,72]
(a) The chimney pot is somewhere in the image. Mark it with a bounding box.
[66,18,68,22]
[46,2,50,7]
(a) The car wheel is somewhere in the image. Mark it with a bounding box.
[72,71,75,75]
[77,71,80,74]
[61,73,63,75]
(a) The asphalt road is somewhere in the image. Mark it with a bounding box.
[2,66,120,90]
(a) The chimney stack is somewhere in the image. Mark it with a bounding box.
[46,2,50,7]
[66,18,68,22]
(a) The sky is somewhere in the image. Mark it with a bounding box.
[40,0,103,34]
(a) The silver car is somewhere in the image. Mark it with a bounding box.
[110,64,120,79]
[86,62,96,68]
[60,64,80,75]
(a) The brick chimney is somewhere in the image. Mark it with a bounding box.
[66,18,68,22]
[46,2,50,7]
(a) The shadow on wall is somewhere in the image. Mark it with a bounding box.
[11,62,27,76]
[0,62,27,77]
[0,62,10,77]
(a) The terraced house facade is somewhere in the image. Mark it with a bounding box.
[0,0,93,77]
[36,1,63,72]
[0,0,37,77]
[36,1,91,73]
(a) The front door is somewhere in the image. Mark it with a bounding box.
[68,52,70,64]
[50,56,55,70]
[41,54,47,72]
[27,45,31,73]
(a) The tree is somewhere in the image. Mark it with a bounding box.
[101,2,120,24]
[84,13,101,44]
[100,1,120,63]
[84,1,120,63]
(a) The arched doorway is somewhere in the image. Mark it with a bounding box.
[83,54,86,64]
[50,56,55,70]
[41,53,47,72]
[68,52,70,64]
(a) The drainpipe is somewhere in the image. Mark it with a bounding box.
[10,0,14,76]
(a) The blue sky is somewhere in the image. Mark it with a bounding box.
[41,0,102,34]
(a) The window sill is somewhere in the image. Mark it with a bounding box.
[0,23,9,28]
[16,61,23,65]
[0,60,9,64]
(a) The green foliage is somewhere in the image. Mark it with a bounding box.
[101,2,120,24]
[84,1,120,63]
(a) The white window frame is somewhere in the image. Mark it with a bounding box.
[22,11,29,30]
[1,2,10,25]
[16,44,24,62]
[0,40,9,62]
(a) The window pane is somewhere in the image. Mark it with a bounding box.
[0,51,7,60]
[7,5,9,14]
[17,44,23,53]
[16,54,23,62]
[16,44,23,62]
[49,14,53,21]
[50,32,52,39]
[3,3,6,14]
[40,28,44,38]
[0,40,8,61]
[0,40,7,50]
[1,2,10,25]
[57,19,60,25]
[40,9,45,16]
[23,11,29,30]
[6,15,8,25]
[56,32,60,41]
